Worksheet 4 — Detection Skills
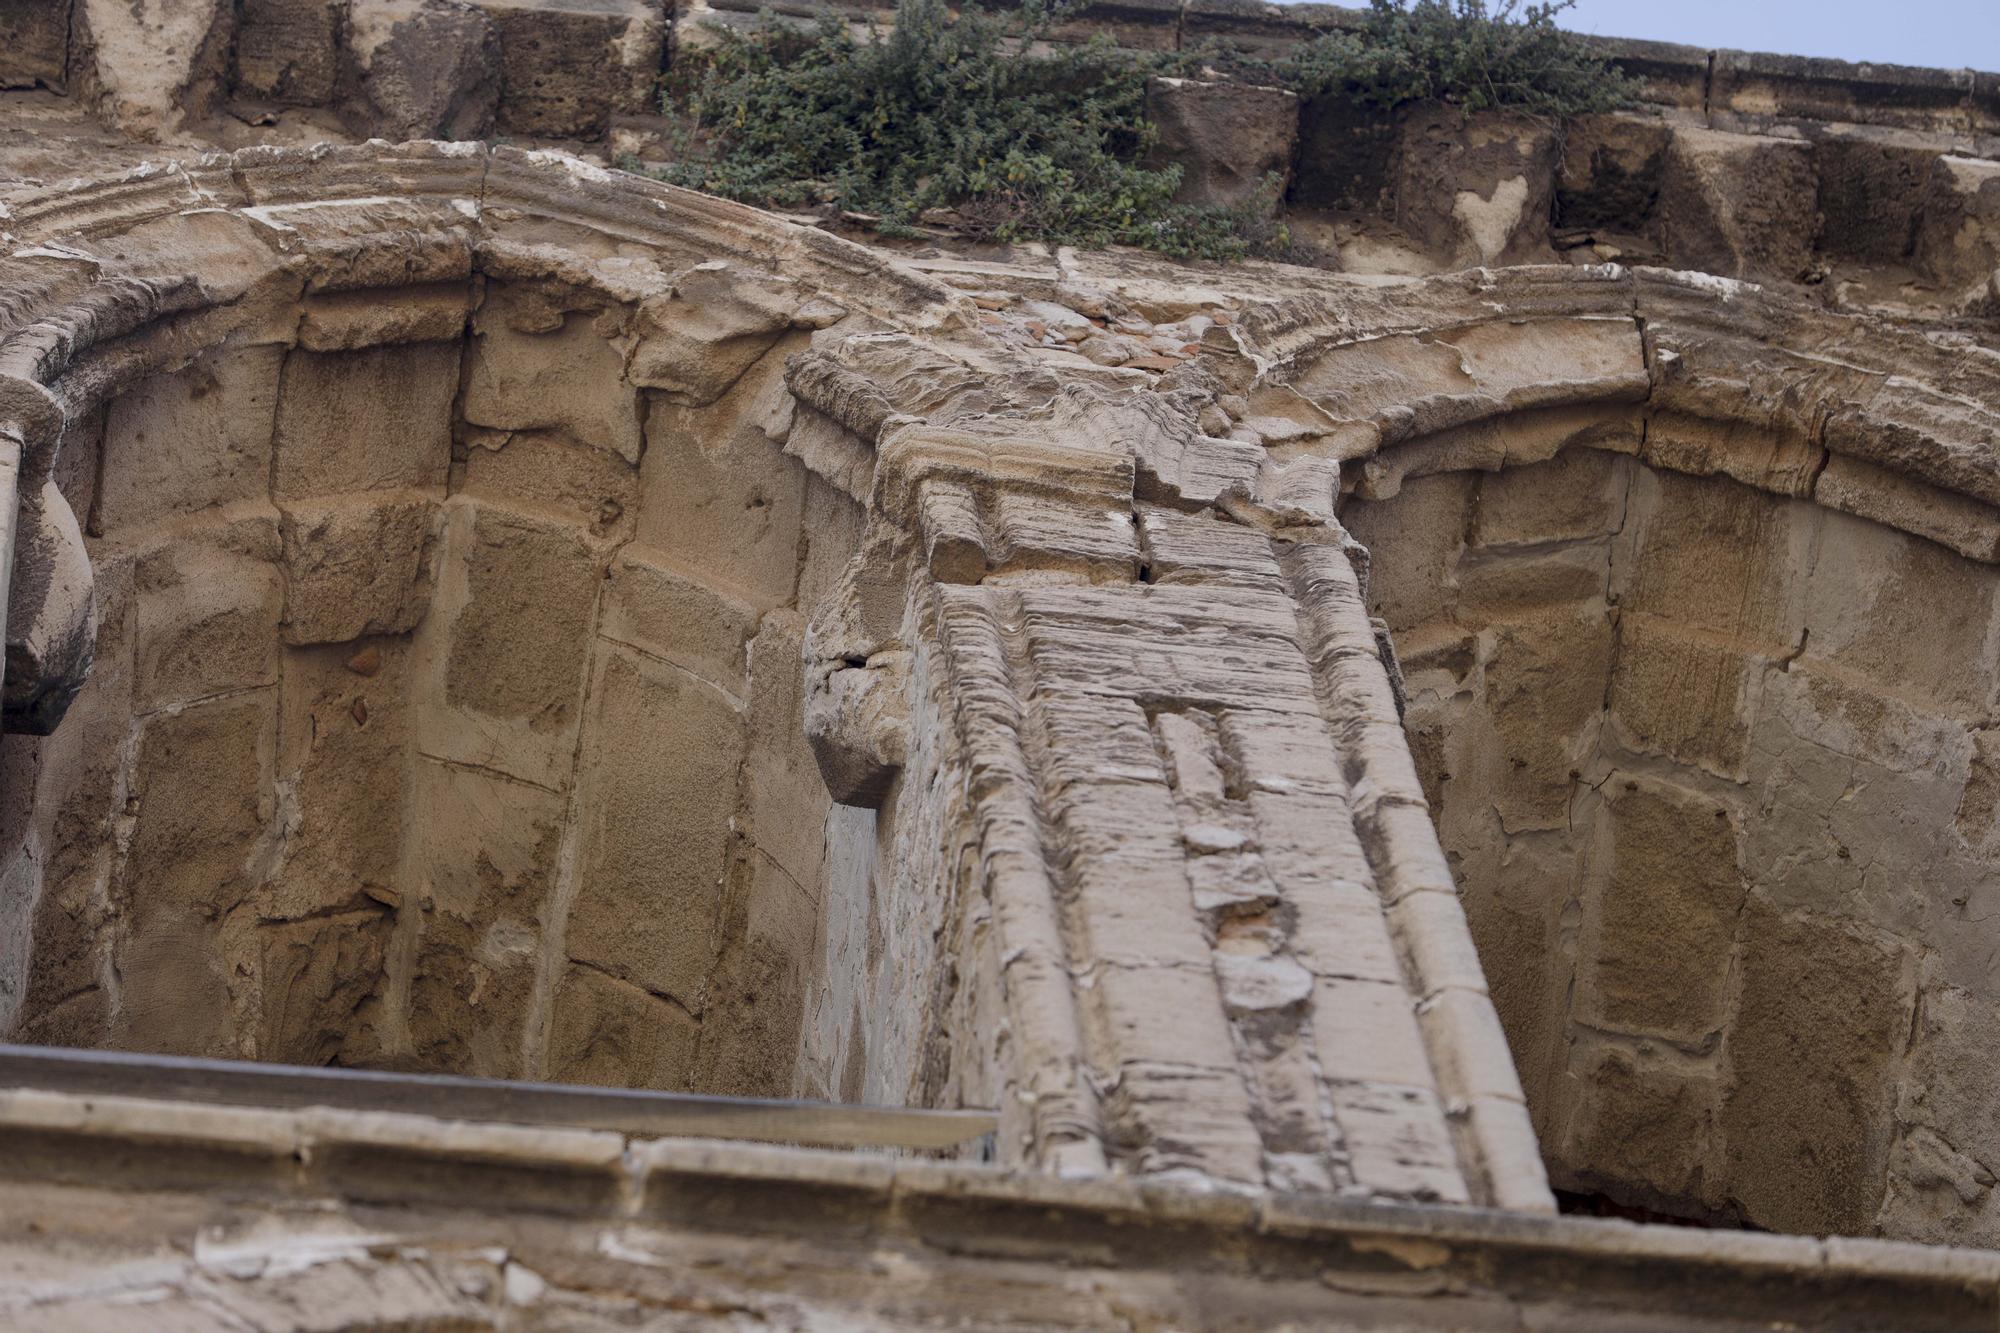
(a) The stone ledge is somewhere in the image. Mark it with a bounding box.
[0,1085,1994,1329]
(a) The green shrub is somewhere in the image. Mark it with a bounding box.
[1268,0,1636,122]
[650,0,1631,260]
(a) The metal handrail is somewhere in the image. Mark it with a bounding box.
[0,1044,997,1152]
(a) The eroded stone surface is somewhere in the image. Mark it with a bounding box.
[0,43,1995,1316]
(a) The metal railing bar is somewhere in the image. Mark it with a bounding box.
[0,1044,997,1151]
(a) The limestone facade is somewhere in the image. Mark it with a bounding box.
[0,3,1997,1329]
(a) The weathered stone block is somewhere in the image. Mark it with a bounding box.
[97,348,282,535]
[278,493,438,645]
[273,636,413,919]
[1481,607,1613,831]
[245,908,393,1065]
[626,264,807,407]
[76,0,233,137]
[480,0,664,139]
[418,501,602,789]
[1798,509,1996,717]
[1813,130,1936,263]
[233,0,342,105]
[565,647,747,1008]
[1143,77,1299,212]
[1394,106,1558,266]
[1339,471,1471,631]
[1618,468,1799,654]
[119,692,277,924]
[463,308,642,464]
[273,343,458,500]
[1815,453,2000,565]
[1559,1045,1719,1215]
[1656,127,1819,281]
[688,847,816,1097]
[743,610,829,893]
[1455,545,1609,625]
[598,545,757,696]
[1472,449,1627,548]
[638,377,809,612]
[456,427,637,539]
[405,757,566,1078]
[343,0,501,140]
[0,0,71,89]
[299,285,471,352]
[1579,778,1744,1043]
[548,964,699,1091]
[1607,612,1762,780]
[1722,899,1912,1235]
[1554,112,1672,233]
[1915,155,2000,296]
[132,514,284,712]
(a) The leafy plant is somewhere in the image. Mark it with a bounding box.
[650,0,1632,260]
[1272,0,1636,121]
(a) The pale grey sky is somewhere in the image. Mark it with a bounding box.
[1549,0,1997,71]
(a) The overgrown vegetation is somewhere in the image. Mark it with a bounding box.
[649,0,1633,261]
[1274,0,1637,121]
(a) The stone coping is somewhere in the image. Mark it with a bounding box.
[0,1084,1996,1329]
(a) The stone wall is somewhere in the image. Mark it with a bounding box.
[1264,274,2000,1245]
[4,1,1997,313]
[0,231,893,1104]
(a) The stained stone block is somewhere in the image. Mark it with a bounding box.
[1722,899,1913,1235]
[98,348,281,535]
[565,647,747,1008]
[1579,778,1745,1043]
[463,307,643,465]
[278,493,438,645]
[405,756,568,1079]
[480,0,665,139]
[234,0,343,105]
[1657,127,1818,281]
[549,964,700,1091]
[0,0,70,89]
[1143,77,1299,212]
[273,343,459,500]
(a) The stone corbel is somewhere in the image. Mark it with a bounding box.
[0,400,96,737]
[802,558,911,809]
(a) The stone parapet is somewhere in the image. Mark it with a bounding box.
[0,1084,1996,1329]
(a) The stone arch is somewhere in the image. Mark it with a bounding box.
[1221,270,2000,1243]
[17,146,1994,1238]
[0,143,964,1107]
